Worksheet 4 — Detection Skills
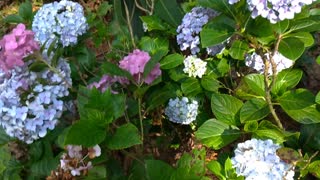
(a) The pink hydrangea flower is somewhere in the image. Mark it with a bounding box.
[88,74,119,94]
[0,23,39,72]
[119,49,161,85]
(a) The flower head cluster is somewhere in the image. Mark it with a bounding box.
[232,139,295,180]
[48,145,101,179]
[32,0,88,47]
[165,97,199,125]
[229,0,315,23]
[119,49,161,85]
[183,55,207,78]
[245,51,294,74]
[0,53,71,144]
[177,7,224,55]
[88,74,119,94]
[0,24,39,72]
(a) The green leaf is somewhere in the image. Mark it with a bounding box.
[139,36,169,55]
[160,53,184,69]
[181,78,202,96]
[243,121,259,132]
[201,22,234,47]
[316,91,320,104]
[246,17,274,37]
[198,0,237,18]
[240,98,270,123]
[65,119,106,147]
[28,61,48,72]
[211,93,243,126]
[207,161,225,180]
[252,120,287,144]
[289,17,320,32]
[0,145,10,175]
[3,14,24,23]
[272,69,303,96]
[278,37,305,60]
[101,61,134,81]
[74,46,96,68]
[195,119,241,150]
[0,128,12,146]
[106,123,142,150]
[317,55,320,65]
[308,160,320,178]
[285,32,314,47]
[97,2,112,17]
[278,89,315,110]
[30,157,58,177]
[85,166,107,179]
[140,15,170,31]
[145,160,174,180]
[243,74,265,97]
[300,124,320,150]
[18,1,33,21]
[154,0,184,27]
[146,83,177,111]
[271,19,289,34]
[229,40,249,60]
[201,75,221,92]
[282,105,320,124]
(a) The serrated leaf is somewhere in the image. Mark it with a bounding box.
[278,89,315,110]
[143,49,167,78]
[97,2,112,17]
[243,74,265,97]
[85,166,107,179]
[146,83,176,111]
[101,61,133,81]
[252,120,287,143]
[18,1,33,21]
[201,75,221,92]
[3,14,24,23]
[272,69,303,96]
[207,161,225,180]
[106,123,142,150]
[278,37,305,60]
[195,119,241,150]
[211,93,243,126]
[289,18,320,32]
[308,160,320,178]
[140,15,170,31]
[240,98,269,123]
[200,27,233,48]
[271,20,289,34]
[243,121,259,132]
[229,40,249,60]
[30,157,58,177]
[139,36,169,55]
[300,124,320,150]
[65,119,106,147]
[181,78,202,96]
[160,53,184,69]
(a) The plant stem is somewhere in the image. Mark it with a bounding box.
[138,97,144,145]
[123,0,136,48]
[261,35,283,129]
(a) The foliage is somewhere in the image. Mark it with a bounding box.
[1,0,320,179]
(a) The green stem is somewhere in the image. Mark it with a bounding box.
[138,97,144,145]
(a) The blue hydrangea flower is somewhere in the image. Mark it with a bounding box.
[231,139,295,180]
[164,97,199,125]
[0,52,72,144]
[229,0,316,24]
[177,7,225,55]
[32,0,88,47]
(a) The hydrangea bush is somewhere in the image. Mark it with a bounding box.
[1,0,320,179]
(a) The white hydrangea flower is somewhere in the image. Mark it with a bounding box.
[183,55,207,78]
[231,139,295,180]
[165,97,199,125]
[245,51,294,75]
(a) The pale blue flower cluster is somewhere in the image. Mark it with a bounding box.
[177,7,224,55]
[231,139,295,180]
[165,97,199,125]
[229,0,315,23]
[32,0,88,47]
[0,53,71,144]
[245,51,294,74]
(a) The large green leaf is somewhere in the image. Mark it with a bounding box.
[181,78,202,96]
[272,69,303,96]
[240,98,270,123]
[201,74,221,92]
[207,161,225,180]
[160,53,184,69]
[154,0,183,27]
[65,119,106,147]
[143,49,168,78]
[146,83,177,111]
[106,123,142,150]
[139,36,169,55]
[140,15,171,32]
[195,119,241,149]
[198,0,237,18]
[0,128,12,146]
[278,37,305,60]
[279,89,320,124]
[145,160,174,180]
[271,19,289,34]
[0,145,10,175]
[101,61,134,81]
[229,40,249,60]
[300,124,320,151]
[211,93,243,126]
[18,1,33,22]
[289,17,320,33]
[243,74,265,97]
[285,32,314,47]
[316,91,320,104]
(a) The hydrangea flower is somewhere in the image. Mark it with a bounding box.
[165,97,199,124]
[0,23,39,72]
[49,145,101,178]
[88,74,119,94]
[231,138,295,180]
[32,0,88,47]
[0,52,71,144]
[119,49,161,85]
[229,0,316,23]
[177,7,225,55]
[183,55,207,78]
[245,51,294,74]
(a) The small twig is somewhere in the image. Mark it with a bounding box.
[123,0,136,48]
